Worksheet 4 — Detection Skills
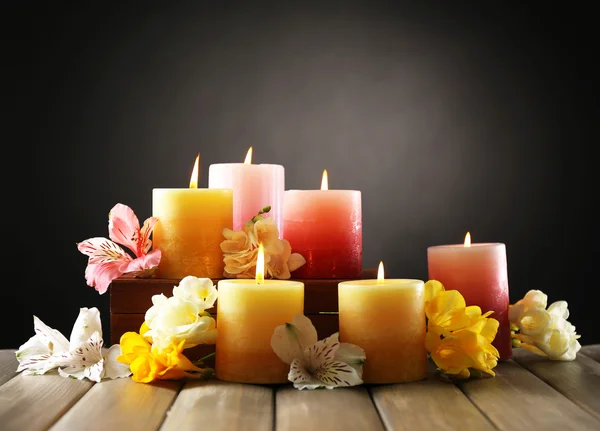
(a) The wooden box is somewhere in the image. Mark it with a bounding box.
[109,268,376,362]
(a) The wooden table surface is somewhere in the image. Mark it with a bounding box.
[1,345,599,431]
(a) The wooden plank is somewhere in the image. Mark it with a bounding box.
[0,373,93,431]
[370,366,496,431]
[276,385,384,430]
[0,349,18,387]
[458,360,600,431]
[580,344,600,362]
[160,379,273,431]
[49,378,181,431]
[512,347,600,420]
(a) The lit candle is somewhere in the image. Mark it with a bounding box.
[427,232,512,360]
[283,169,362,278]
[152,154,233,279]
[208,147,285,235]
[338,262,427,383]
[215,243,304,383]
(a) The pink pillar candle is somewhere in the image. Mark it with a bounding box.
[283,177,362,279]
[427,240,512,360]
[208,159,284,236]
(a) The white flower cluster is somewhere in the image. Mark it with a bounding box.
[509,290,581,361]
[143,276,218,350]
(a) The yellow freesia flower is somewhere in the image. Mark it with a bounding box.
[116,331,207,383]
[424,280,500,379]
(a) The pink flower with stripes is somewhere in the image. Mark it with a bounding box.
[77,203,161,294]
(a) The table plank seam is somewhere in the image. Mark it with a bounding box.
[452,383,502,431]
[156,382,186,431]
[365,386,390,431]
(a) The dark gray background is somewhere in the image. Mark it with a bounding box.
[4,1,597,348]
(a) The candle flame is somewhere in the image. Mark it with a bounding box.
[321,169,328,190]
[256,242,265,284]
[377,261,384,285]
[189,154,200,189]
[244,147,253,164]
[464,232,471,247]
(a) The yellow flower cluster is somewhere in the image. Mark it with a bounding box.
[116,323,211,383]
[424,280,500,379]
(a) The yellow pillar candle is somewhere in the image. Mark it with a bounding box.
[338,262,427,383]
[152,155,233,279]
[215,244,304,384]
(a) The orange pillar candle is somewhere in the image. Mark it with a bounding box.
[338,262,427,383]
[152,155,233,279]
[427,232,512,360]
[215,244,304,383]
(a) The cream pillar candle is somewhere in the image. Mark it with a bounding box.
[215,244,304,384]
[152,155,233,279]
[338,262,427,383]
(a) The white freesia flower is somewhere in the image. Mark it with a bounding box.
[144,295,217,350]
[510,290,581,361]
[271,314,366,390]
[16,307,132,382]
[172,276,218,311]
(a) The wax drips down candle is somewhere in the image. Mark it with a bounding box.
[215,243,305,384]
[427,232,512,360]
[152,155,233,279]
[283,169,362,278]
[338,262,427,383]
[208,147,285,236]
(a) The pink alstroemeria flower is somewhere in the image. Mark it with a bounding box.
[77,203,161,294]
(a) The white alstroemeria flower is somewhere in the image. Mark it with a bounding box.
[144,295,217,350]
[271,314,366,390]
[16,316,70,375]
[172,276,218,311]
[16,307,132,382]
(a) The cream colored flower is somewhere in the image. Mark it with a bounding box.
[172,276,218,311]
[220,207,305,279]
[510,291,581,361]
[144,295,217,350]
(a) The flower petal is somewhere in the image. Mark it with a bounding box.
[271,314,318,364]
[287,253,306,273]
[77,237,132,265]
[55,331,105,382]
[68,307,103,350]
[16,315,71,373]
[547,301,569,320]
[314,360,364,389]
[84,260,130,294]
[122,249,161,277]
[424,280,445,306]
[288,357,324,390]
[304,333,341,370]
[108,203,143,256]
[139,216,159,255]
[103,344,132,379]
[333,341,366,375]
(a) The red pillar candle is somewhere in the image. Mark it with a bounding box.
[283,170,362,279]
[427,233,512,360]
